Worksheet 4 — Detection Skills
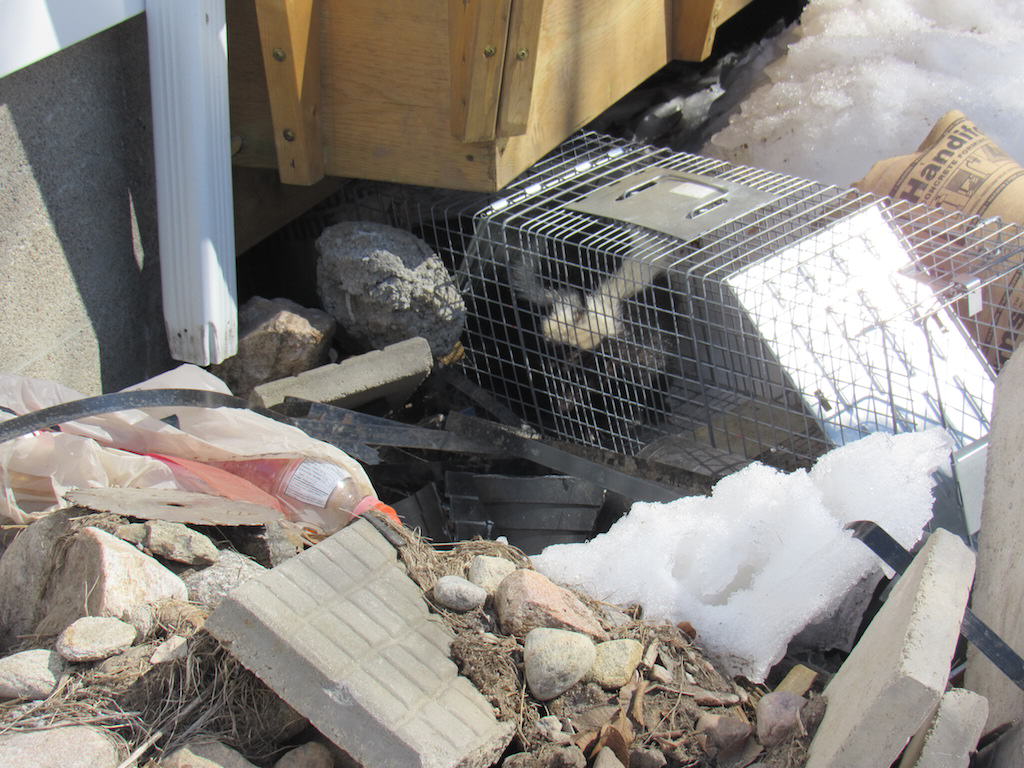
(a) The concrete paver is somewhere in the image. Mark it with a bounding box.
[805,529,976,768]
[206,518,512,768]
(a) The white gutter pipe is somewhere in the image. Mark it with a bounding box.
[146,0,237,365]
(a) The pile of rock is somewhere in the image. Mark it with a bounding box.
[0,509,325,768]
[421,551,825,767]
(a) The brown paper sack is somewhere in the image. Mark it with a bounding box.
[856,110,1024,370]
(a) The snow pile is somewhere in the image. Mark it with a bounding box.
[705,0,1024,185]
[532,430,951,682]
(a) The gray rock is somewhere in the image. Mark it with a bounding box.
[535,744,587,768]
[274,741,334,768]
[648,663,674,685]
[756,690,807,746]
[698,711,754,753]
[467,555,517,594]
[138,520,220,565]
[0,725,121,767]
[502,754,539,768]
[593,746,626,768]
[316,221,466,357]
[537,714,570,743]
[35,526,187,637]
[0,512,73,651]
[433,575,487,612]
[150,634,188,664]
[0,649,64,700]
[115,522,147,545]
[588,639,643,689]
[210,296,336,396]
[525,628,597,701]
[629,747,668,768]
[162,741,258,768]
[55,616,137,662]
[183,550,266,609]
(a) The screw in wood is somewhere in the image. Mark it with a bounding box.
[272,48,287,62]
[282,129,296,142]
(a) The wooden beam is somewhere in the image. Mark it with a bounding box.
[496,0,544,137]
[254,0,325,184]
[449,0,513,143]
[673,0,755,62]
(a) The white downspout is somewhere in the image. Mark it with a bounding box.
[146,0,237,365]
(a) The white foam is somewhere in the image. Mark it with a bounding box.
[705,0,1024,185]
[532,429,951,681]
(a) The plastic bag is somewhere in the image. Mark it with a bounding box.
[0,365,375,527]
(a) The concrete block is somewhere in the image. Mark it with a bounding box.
[252,336,433,409]
[898,688,988,768]
[805,529,975,768]
[966,346,1024,730]
[206,518,513,768]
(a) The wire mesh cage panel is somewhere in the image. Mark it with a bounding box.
[331,133,1024,477]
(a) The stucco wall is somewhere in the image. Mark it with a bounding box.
[0,15,172,395]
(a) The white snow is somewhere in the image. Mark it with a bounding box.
[705,0,1024,186]
[532,429,951,682]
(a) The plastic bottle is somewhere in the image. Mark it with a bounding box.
[206,456,399,535]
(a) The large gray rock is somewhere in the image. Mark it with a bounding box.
[36,526,187,637]
[183,550,267,609]
[0,649,65,700]
[316,221,465,357]
[524,628,596,701]
[162,741,257,768]
[210,296,336,397]
[55,616,137,662]
[0,725,121,767]
[0,512,73,651]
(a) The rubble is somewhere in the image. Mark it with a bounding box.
[162,741,258,768]
[468,555,518,594]
[55,616,137,662]
[524,628,597,701]
[0,648,65,700]
[252,336,434,411]
[495,569,608,642]
[433,574,488,613]
[182,550,267,609]
[316,221,466,357]
[755,691,808,747]
[588,639,643,689]
[36,526,188,637]
[805,529,976,768]
[150,634,188,665]
[898,689,988,768]
[116,519,220,565]
[209,295,336,397]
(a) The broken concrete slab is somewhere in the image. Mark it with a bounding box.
[36,526,188,637]
[898,688,988,768]
[805,529,975,768]
[205,518,513,768]
[966,346,1024,730]
[252,336,433,410]
[183,550,267,610]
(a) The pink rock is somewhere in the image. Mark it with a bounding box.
[36,527,187,636]
[494,569,607,641]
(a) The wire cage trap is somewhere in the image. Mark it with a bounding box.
[333,133,1024,478]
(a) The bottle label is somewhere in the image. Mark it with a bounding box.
[285,461,350,508]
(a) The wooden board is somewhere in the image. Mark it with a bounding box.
[228,0,673,191]
[673,0,757,61]
[254,0,325,184]
[449,0,512,142]
[496,0,545,137]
